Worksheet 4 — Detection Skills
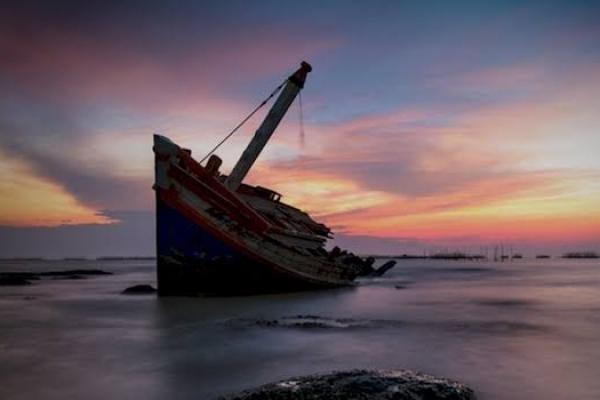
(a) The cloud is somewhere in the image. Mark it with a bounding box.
[0,149,113,226]
[0,2,338,112]
[0,4,338,215]
[0,112,152,211]
[1,1,599,256]
[244,66,600,245]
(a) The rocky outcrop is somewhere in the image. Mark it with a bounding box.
[51,275,87,280]
[0,270,112,287]
[0,276,33,286]
[122,284,157,294]
[220,369,475,399]
[39,269,112,277]
[227,315,402,330]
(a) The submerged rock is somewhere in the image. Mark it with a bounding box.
[0,276,33,286]
[220,369,475,400]
[51,275,87,280]
[122,284,157,294]
[228,315,408,331]
[40,269,112,277]
[0,270,111,287]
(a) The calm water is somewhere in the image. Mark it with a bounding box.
[1,258,599,400]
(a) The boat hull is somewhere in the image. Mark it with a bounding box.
[153,134,365,296]
[156,193,350,295]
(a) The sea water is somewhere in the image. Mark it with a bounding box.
[1,258,599,400]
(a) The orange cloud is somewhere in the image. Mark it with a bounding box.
[0,151,113,226]
[242,70,600,246]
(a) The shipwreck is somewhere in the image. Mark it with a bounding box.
[153,61,385,295]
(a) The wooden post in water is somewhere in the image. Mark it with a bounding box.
[225,62,312,192]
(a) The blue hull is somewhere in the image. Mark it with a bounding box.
[156,196,331,295]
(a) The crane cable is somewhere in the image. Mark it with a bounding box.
[199,79,287,164]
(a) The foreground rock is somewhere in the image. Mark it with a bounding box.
[220,369,476,400]
[122,284,157,294]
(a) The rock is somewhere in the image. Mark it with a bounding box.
[51,275,87,280]
[220,369,476,400]
[0,270,111,287]
[0,272,38,280]
[0,276,32,286]
[227,315,405,330]
[40,269,112,277]
[122,284,157,295]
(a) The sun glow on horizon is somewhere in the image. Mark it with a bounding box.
[0,152,114,227]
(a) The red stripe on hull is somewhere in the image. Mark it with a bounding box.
[158,188,351,289]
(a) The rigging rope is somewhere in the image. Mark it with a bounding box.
[199,79,287,164]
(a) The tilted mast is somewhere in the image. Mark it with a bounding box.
[225,61,312,191]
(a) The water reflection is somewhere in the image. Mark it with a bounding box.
[1,259,599,399]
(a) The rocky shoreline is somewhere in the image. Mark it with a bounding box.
[219,369,476,400]
[122,284,157,294]
[0,269,112,286]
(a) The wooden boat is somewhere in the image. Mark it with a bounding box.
[153,62,375,295]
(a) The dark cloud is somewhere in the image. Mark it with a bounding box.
[0,1,337,213]
[0,93,152,210]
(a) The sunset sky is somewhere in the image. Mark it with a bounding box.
[1,1,599,257]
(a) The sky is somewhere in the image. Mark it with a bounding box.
[1,0,599,257]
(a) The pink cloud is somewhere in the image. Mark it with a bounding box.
[243,69,600,247]
[0,27,338,112]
